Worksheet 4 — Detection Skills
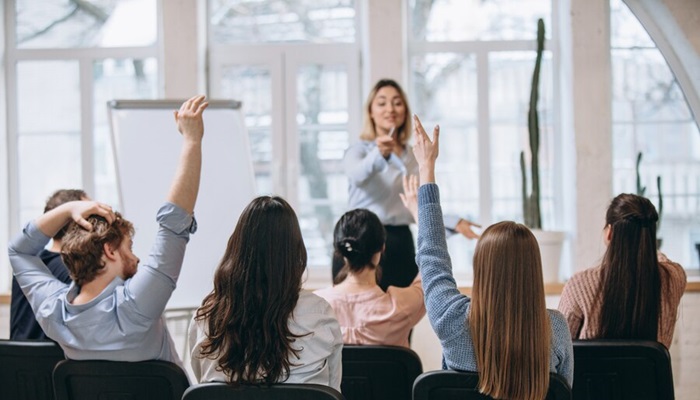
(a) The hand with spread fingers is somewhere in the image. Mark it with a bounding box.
[412,114,440,184]
[399,174,419,222]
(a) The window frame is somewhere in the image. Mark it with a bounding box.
[1,0,162,292]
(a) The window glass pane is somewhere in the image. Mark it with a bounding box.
[16,0,157,49]
[296,65,350,268]
[94,58,158,208]
[18,134,83,225]
[489,51,555,227]
[209,0,356,44]
[219,65,273,194]
[611,0,700,270]
[411,53,479,274]
[409,0,550,42]
[17,61,82,222]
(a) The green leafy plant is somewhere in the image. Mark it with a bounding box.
[521,18,545,230]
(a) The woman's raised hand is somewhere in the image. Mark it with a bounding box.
[412,114,439,184]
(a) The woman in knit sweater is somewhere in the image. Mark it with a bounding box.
[411,115,573,399]
[558,193,687,348]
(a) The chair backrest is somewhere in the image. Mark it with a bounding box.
[182,382,345,400]
[0,339,66,400]
[572,340,674,400]
[341,345,423,400]
[52,359,190,400]
[412,370,571,400]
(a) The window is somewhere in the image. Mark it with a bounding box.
[207,0,361,278]
[2,0,160,291]
[408,0,559,278]
[611,0,700,271]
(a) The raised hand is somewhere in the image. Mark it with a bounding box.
[174,95,209,142]
[412,114,440,184]
[399,174,419,222]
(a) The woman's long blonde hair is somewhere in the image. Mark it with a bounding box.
[470,221,550,400]
[359,79,412,146]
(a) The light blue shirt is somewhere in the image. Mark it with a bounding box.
[416,184,574,386]
[344,140,462,230]
[8,202,196,366]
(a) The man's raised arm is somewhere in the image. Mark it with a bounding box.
[167,95,209,214]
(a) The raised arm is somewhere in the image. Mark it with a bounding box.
[413,115,472,341]
[124,95,208,318]
[168,95,209,214]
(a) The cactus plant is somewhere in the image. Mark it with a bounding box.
[635,151,663,232]
[521,18,545,230]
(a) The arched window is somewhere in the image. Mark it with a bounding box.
[611,0,700,270]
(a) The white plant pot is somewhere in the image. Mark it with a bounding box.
[531,230,566,284]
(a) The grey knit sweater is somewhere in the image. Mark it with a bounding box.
[416,183,574,386]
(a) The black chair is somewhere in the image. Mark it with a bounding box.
[572,340,675,400]
[0,339,66,400]
[413,370,571,400]
[52,359,190,400]
[182,382,345,400]
[341,345,423,400]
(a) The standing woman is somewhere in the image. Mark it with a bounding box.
[342,78,478,290]
[558,193,687,348]
[189,196,343,390]
[411,115,573,398]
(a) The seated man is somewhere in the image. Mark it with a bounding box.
[8,95,208,365]
[10,189,88,340]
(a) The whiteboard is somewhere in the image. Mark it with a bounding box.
[108,100,256,309]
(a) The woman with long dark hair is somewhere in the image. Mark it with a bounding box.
[315,208,425,347]
[189,196,343,389]
[411,115,573,399]
[559,193,687,347]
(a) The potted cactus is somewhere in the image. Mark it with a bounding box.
[635,152,663,249]
[520,18,565,283]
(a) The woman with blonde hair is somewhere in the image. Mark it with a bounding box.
[341,78,478,290]
[189,196,343,390]
[411,115,573,399]
[558,193,686,347]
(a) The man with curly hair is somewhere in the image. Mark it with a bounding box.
[9,95,208,365]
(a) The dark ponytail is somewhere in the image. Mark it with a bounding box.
[333,209,385,284]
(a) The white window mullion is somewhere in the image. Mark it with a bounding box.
[79,59,95,198]
[283,51,299,206]
[477,50,492,225]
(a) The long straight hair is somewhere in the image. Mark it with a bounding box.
[470,221,550,400]
[597,193,660,340]
[195,196,307,385]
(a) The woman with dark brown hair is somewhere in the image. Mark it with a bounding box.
[189,196,343,390]
[315,208,425,348]
[558,193,687,348]
[411,115,573,399]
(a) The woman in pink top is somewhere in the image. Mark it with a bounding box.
[315,208,425,347]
